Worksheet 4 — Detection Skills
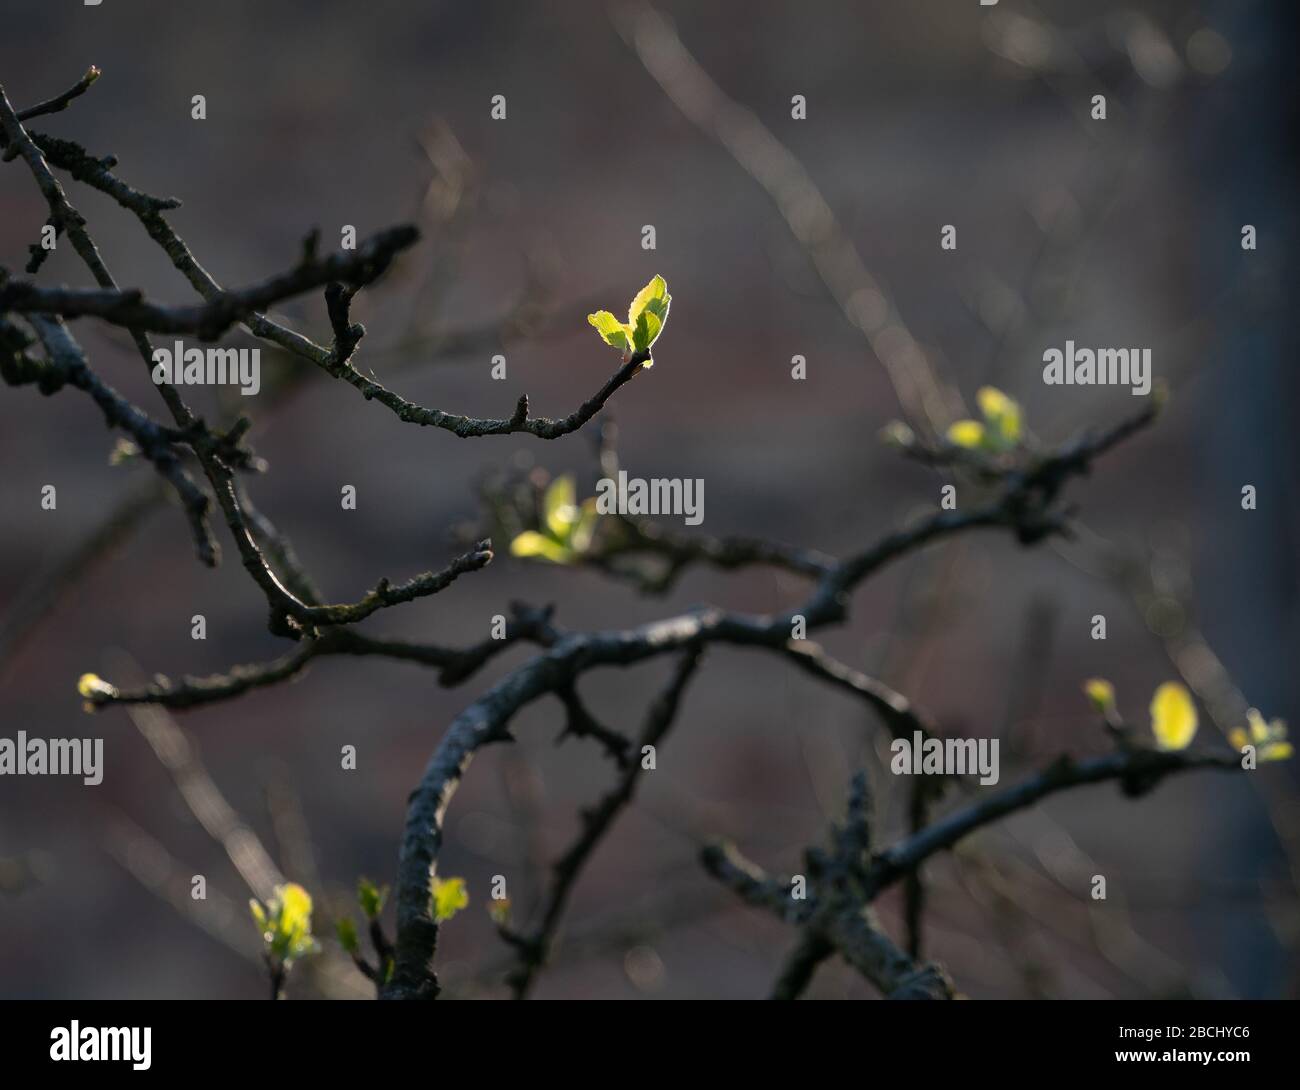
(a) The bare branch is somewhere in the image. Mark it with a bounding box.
[554,683,634,766]
[704,771,956,999]
[772,639,936,742]
[20,315,218,565]
[19,126,650,441]
[90,601,560,711]
[701,840,811,924]
[318,350,652,439]
[864,746,1243,900]
[0,226,420,340]
[383,405,1151,996]
[590,514,836,592]
[501,648,703,998]
[14,67,102,122]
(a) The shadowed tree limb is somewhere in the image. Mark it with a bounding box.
[1,75,655,642]
[863,746,1243,901]
[18,314,218,566]
[771,639,936,742]
[372,405,1155,997]
[14,67,102,122]
[3,68,1235,1006]
[770,931,834,1000]
[0,226,420,340]
[589,514,836,592]
[499,648,703,998]
[88,409,1136,713]
[554,682,634,766]
[12,120,650,442]
[89,601,561,710]
[703,773,956,999]
[235,484,325,607]
[0,81,224,559]
[706,743,1243,998]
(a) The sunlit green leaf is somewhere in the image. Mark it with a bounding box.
[568,499,600,555]
[1083,678,1115,715]
[430,876,469,923]
[510,531,573,564]
[946,420,985,449]
[1232,709,1292,762]
[76,672,116,700]
[543,475,578,541]
[627,275,668,325]
[1150,682,1197,751]
[587,311,631,351]
[637,310,663,353]
[589,278,669,360]
[250,882,320,966]
[977,386,1021,447]
[357,877,387,920]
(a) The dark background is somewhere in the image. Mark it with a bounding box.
[1,0,1296,999]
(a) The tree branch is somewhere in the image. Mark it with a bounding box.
[864,746,1242,900]
[18,314,218,566]
[702,773,956,1000]
[501,648,703,998]
[17,125,650,441]
[88,601,561,711]
[14,67,102,123]
[0,226,420,341]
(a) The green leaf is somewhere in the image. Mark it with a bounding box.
[276,883,319,962]
[430,876,469,923]
[568,499,600,555]
[632,309,664,354]
[645,290,670,324]
[543,475,578,541]
[627,275,668,325]
[587,311,631,351]
[976,386,1021,448]
[509,530,573,564]
[1230,710,1292,761]
[1150,682,1197,751]
[77,672,116,699]
[335,916,359,954]
[357,877,387,920]
[644,310,665,352]
[1083,678,1115,715]
[946,420,985,449]
[251,882,320,966]
[589,278,670,359]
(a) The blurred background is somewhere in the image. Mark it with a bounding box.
[0,0,1296,999]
